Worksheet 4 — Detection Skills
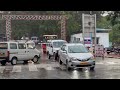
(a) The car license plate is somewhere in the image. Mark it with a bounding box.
[80,62,88,65]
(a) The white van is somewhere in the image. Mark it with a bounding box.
[47,40,67,60]
[0,41,41,65]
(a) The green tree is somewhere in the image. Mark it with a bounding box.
[107,11,120,45]
[97,16,112,29]
[110,24,120,44]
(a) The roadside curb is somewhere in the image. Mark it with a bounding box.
[105,56,120,59]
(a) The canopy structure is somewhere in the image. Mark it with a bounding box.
[2,15,68,41]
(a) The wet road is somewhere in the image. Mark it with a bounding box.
[0,46,120,79]
[0,52,120,79]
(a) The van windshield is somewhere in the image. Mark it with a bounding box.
[31,38,36,40]
[0,43,8,49]
[53,41,66,48]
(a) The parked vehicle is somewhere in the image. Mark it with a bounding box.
[58,43,95,70]
[26,40,36,48]
[31,36,39,44]
[47,40,67,60]
[0,41,41,65]
[106,46,115,54]
[42,43,47,54]
[114,46,120,55]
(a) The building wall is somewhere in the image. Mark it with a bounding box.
[96,33,109,48]
[71,33,83,43]
[71,33,109,48]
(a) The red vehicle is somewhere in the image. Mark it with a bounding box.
[42,43,47,54]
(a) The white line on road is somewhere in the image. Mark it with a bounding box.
[44,66,55,70]
[12,65,21,72]
[37,63,59,68]
[96,62,104,64]
[28,63,38,71]
[0,66,5,73]
[96,62,117,65]
[106,62,116,65]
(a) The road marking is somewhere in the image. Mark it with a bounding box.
[12,65,21,72]
[96,62,117,65]
[28,63,38,71]
[59,65,66,70]
[37,63,59,68]
[0,66,5,73]
[44,66,55,70]
[96,62,104,64]
[106,62,116,65]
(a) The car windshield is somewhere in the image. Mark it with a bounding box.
[53,41,66,48]
[68,45,88,53]
[31,38,36,40]
[27,43,35,48]
[0,43,8,49]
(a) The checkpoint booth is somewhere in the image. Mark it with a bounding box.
[94,44,104,58]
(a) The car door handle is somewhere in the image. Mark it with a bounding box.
[27,51,29,52]
[25,51,26,53]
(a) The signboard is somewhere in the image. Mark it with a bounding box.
[82,14,96,45]
[95,45,104,57]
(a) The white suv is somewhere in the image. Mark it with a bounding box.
[0,41,41,65]
[47,40,67,60]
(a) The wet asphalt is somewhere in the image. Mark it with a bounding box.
[0,46,120,79]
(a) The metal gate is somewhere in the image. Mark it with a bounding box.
[2,15,68,41]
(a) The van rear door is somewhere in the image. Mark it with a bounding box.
[0,43,8,58]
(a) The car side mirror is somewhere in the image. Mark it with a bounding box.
[51,45,53,48]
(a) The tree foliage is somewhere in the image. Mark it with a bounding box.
[97,16,111,29]
[107,11,120,45]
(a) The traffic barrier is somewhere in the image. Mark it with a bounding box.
[94,45,104,59]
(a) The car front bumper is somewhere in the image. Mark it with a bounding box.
[68,60,95,69]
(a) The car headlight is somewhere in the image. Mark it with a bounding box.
[70,57,78,62]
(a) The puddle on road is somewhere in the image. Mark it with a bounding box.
[69,68,96,79]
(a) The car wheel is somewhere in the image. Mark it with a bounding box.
[1,60,7,66]
[107,52,110,54]
[48,54,51,59]
[55,53,58,60]
[59,58,63,65]
[32,56,39,63]
[11,58,17,65]
[23,60,28,64]
[66,60,71,71]
[90,66,95,71]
